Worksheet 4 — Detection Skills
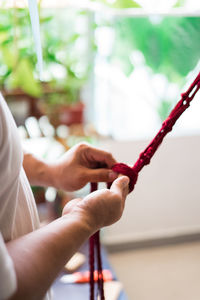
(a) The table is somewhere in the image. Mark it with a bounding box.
[52,242,129,300]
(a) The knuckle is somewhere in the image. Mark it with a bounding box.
[76,142,88,150]
[105,152,113,160]
[105,152,116,165]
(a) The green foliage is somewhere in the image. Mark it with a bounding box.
[112,0,140,8]
[174,0,186,7]
[157,99,173,122]
[0,7,90,104]
[110,16,200,122]
[90,0,187,8]
[96,0,141,8]
[0,8,37,88]
[9,59,42,97]
[112,17,200,81]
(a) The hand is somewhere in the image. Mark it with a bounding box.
[51,143,118,192]
[62,175,130,231]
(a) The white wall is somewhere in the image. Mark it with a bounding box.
[100,135,200,245]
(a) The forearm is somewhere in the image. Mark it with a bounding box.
[23,152,56,187]
[7,211,94,300]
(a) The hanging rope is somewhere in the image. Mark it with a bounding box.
[89,182,105,300]
[89,71,200,299]
[113,71,200,191]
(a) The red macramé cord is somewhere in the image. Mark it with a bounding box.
[89,71,200,300]
[89,183,105,300]
[113,71,200,192]
[89,234,95,300]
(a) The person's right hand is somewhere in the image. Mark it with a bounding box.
[62,175,130,233]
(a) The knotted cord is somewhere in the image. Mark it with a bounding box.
[89,182,105,300]
[113,71,200,191]
[89,71,200,299]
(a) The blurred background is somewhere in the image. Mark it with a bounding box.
[1,0,200,299]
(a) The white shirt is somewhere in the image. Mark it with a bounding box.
[0,94,49,299]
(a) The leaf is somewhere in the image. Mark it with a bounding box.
[40,16,53,23]
[157,100,173,122]
[1,37,14,46]
[9,59,41,97]
[94,0,141,8]
[113,17,200,81]
[111,0,141,8]
[0,24,12,32]
[0,32,7,43]
[1,46,15,68]
[174,0,186,7]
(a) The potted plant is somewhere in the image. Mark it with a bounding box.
[38,6,91,127]
[0,6,90,126]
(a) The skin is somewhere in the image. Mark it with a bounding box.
[23,143,119,191]
[6,143,129,300]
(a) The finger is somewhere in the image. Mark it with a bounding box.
[110,176,130,202]
[86,168,118,183]
[87,147,117,168]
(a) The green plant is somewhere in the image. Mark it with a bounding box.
[109,16,200,121]
[40,9,90,106]
[0,7,90,105]
[0,8,41,96]
[112,17,200,80]
[91,0,141,8]
[90,0,186,9]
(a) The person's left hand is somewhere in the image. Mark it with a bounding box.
[50,143,118,192]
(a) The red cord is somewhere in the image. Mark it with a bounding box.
[89,183,105,300]
[89,71,200,299]
[89,234,95,300]
[113,72,200,192]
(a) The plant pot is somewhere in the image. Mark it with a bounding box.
[44,101,85,128]
[59,101,85,126]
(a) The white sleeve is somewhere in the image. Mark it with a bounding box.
[0,232,17,300]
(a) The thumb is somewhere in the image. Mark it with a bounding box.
[86,168,118,183]
[110,175,130,200]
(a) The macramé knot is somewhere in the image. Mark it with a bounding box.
[181,92,188,100]
[162,118,173,132]
[112,163,138,193]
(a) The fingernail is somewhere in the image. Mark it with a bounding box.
[121,176,130,187]
[108,171,118,181]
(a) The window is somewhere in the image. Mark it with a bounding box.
[93,12,200,140]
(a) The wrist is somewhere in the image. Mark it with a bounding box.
[34,161,57,188]
[62,206,99,237]
[23,153,54,187]
[46,163,61,189]
[37,161,64,189]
